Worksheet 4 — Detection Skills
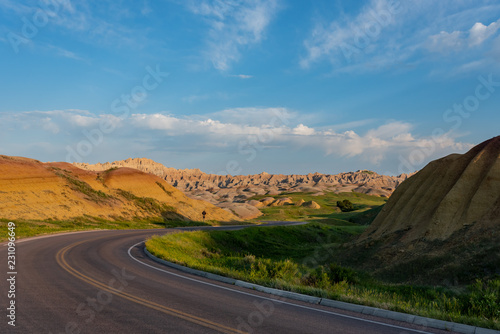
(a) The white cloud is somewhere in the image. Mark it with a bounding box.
[209,107,294,127]
[186,0,280,70]
[469,20,500,46]
[131,111,285,137]
[427,18,500,53]
[47,44,87,62]
[41,118,60,134]
[129,112,469,168]
[293,124,315,136]
[301,1,500,73]
[1,110,122,133]
[426,30,464,54]
[0,108,472,173]
[1,1,151,52]
[301,0,402,69]
[231,74,253,79]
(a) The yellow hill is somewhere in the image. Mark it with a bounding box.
[0,155,238,223]
[362,135,500,243]
[349,136,500,285]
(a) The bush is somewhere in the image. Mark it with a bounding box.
[327,263,358,284]
[301,266,332,290]
[337,199,354,212]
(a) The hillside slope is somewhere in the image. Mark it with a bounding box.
[363,135,500,242]
[0,156,237,222]
[349,136,500,285]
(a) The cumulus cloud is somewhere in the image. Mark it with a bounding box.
[469,20,500,46]
[186,0,280,70]
[129,111,469,168]
[0,108,472,173]
[427,19,500,53]
[293,124,315,136]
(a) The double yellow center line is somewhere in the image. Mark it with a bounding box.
[56,239,245,334]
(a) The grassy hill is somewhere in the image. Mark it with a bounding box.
[0,155,238,239]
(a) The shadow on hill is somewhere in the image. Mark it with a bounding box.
[306,205,385,226]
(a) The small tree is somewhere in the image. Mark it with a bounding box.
[337,199,354,212]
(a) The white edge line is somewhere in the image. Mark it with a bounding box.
[127,241,434,334]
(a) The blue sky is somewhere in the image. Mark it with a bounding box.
[1,0,499,175]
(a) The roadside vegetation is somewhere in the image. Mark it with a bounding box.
[0,217,231,241]
[146,221,500,330]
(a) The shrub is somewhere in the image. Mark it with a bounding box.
[337,199,354,212]
[463,278,500,319]
[327,263,359,284]
[301,266,332,290]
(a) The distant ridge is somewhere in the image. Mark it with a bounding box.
[74,158,413,198]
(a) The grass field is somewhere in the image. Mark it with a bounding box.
[146,221,500,330]
[250,191,387,225]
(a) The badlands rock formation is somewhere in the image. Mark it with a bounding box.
[0,156,237,222]
[362,135,500,243]
[76,158,410,196]
[75,159,412,218]
[352,136,500,284]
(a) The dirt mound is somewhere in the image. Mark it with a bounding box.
[302,200,321,209]
[270,197,293,207]
[247,200,265,208]
[218,203,263,220]
[260,197,276,206]
[0,156,237,223]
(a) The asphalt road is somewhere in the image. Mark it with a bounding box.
[1,224,456,334]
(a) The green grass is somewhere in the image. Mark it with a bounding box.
[96,167,119,184]
[116,189,178,215]
[0,216,167,241]
[146,224,500,330]
[55,170,112,203]
[251,191,387,225]
[0,217,232,241]
[156,181,174,196]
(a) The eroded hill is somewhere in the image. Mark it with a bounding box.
[0,155,237,223]
[75,158,411,197]
[347,136,500,285]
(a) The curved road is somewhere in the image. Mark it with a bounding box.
[1,225,455,334]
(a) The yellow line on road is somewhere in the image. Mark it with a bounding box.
[56,239,245,334]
